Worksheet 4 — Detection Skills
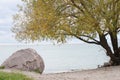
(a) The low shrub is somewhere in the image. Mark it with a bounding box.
[0,66,5,69]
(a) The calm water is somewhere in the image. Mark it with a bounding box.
[0,44,109,73]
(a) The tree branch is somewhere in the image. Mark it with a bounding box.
[61,28,100,45]
[70,0,84,13]
[66,32,100,45]
[117,28,120,33]
[74,35,100,45]
[80,35,100,43]
[105,32,109,36]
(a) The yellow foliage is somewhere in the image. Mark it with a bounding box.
[12,0,120,43]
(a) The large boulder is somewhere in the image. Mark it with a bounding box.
[1,48,45,74]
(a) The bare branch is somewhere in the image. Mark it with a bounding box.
[80,35,100,43]
[74,35,100,45]
[117,28,120,32]
[61,29,100,45]
[105,32,109,36]
[66,33,100,45]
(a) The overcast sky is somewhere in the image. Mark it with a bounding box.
[0,0,81,44]
[0,0,22,44]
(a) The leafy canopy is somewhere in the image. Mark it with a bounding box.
[12,0,120,44]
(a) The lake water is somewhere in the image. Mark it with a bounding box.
[0,44,109,73]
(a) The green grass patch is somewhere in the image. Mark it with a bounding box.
[0,71,33,80]
[0,66,5,69]
[33,68,42,74]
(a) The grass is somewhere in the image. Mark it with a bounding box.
[0,66,5,69]
[0,71,33,80]
[33,68,42,74]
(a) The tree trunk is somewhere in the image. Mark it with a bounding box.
[109,31,120,65]
[110,47,120,66]
[99,34,120,66]
[109,31,119,57]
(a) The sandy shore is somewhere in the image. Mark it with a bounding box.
[0,66,120,80]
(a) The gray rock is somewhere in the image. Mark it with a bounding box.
[1,48,45,74]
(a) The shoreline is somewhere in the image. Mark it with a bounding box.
[0,66,120,80]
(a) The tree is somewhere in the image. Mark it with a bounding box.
[12,0,120,65]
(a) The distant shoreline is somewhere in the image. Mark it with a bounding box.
[0,43,84,45]
[1,66,120,80]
